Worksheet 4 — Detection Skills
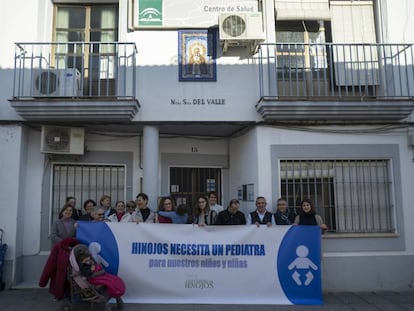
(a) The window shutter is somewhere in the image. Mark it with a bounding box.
[275,0,330,21]
[330,1,378,86]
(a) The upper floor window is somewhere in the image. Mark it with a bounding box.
[54,4,118,43]
[53,4,119,96]
[275,20,328,73]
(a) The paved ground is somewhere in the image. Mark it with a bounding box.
[0,289,414,311]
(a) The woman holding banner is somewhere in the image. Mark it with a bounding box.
[156,196,175,224]
[192,195,217,226]
[294,199,328,232]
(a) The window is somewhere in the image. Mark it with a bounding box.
[280,159,394,234]
[52,164,126,221]
[54,4,119,95]
[275,20,330,96]
[276,20,328,74]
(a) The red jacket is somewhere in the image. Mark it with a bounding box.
[39,238,79,299]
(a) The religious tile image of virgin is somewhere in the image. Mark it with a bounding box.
[178,30,217,81]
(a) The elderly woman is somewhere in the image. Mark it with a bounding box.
[100,195,115,220]
[126,201,139,222]
[50,204,77,245]
[78,199,96,221]
[92,207,106,222]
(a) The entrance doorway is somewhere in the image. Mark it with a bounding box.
[169,167,222,217]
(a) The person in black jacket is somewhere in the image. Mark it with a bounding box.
[274,197,295,225]
[78,199,96,221]
[215,199,246,225]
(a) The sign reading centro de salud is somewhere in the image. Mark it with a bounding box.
[132,0,258,29]
[77,223,323,305]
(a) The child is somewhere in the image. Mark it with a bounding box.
[157,204,188,224]
[78,253,125,300]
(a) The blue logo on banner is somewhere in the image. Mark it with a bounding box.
[277,226,322,305]
[76,222,119,275]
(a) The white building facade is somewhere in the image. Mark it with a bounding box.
[0,0,414,291]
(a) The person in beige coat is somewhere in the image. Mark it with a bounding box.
[50,204,77,245]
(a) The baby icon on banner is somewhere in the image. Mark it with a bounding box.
[277,226,323,305]
[89,242,110,268]
[288,245,318,286]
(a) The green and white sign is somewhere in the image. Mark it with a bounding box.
[131,0,258,29]
[138,0,163,26]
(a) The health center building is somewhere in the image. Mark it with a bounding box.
[0,0,414,291]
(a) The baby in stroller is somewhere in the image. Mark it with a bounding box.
[67,244,125,310]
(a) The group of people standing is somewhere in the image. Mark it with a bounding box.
[50,192,327,245]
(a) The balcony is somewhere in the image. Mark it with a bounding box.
[9,42,139,122]
[257,43,414,122]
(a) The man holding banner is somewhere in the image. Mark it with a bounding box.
[215,199,246,225]
[246,197,275,227]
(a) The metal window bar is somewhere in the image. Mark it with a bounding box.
[259,43,414,99]
[51,164,126,222]
[279,159,394,234]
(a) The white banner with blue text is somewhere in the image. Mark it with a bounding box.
[76,223,322,305]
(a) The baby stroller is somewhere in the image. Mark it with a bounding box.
[0,229,7,291]
[62,244,123,311]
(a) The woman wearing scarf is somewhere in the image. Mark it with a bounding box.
[274,197,295,225]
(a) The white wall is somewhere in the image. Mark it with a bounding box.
[229,128,259,214]
[20,130,43,256]
[128,30,261,122]
[0,125,23,263]
[0,0,53,69]
[160,137,227,155]
[0,0,54,120]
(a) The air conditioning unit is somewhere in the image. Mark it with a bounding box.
[33,68,81,97]
[41,126,85,155]
[219,12,265,53]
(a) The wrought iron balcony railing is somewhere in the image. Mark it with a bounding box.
[12,42,137,99]
[259,43,414,99]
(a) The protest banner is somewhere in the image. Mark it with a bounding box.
[76,222,322,305]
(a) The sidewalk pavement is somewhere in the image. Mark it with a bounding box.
[0,288,414,311]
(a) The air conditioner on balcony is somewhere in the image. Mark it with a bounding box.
[41,126,85,155]
[33,68,82,97]
[219,12,265,54]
